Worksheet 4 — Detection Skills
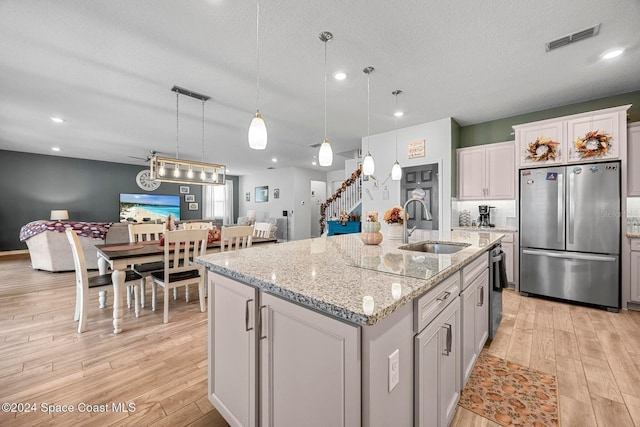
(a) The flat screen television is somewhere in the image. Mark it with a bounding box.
[119,193,180,223]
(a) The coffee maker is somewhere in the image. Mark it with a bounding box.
[478,205,495,227]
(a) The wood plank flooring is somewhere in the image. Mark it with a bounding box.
[452,288,640,427]
[2,256,640,426]
[0,257,229,426]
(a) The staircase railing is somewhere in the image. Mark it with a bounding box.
[320,167,362,235]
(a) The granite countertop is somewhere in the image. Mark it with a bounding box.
[452,225,518,233]
[195,229,504,327]
[627,233,640,238]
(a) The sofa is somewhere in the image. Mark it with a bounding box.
[20,221,130,272]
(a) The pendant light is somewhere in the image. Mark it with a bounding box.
[391,90,403,181]
[318,31,333,167]
[150,85,226,186]
[248,0,267,150]
[362,66,375,176]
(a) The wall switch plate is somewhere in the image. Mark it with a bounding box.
[388,349,400,392]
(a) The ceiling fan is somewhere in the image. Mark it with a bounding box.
[128,150,167,163]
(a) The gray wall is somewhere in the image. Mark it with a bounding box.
[0,150,237,251]
[460,89,640,147]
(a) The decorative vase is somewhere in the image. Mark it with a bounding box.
[361,231,383,245]
[362,221,381,233]
[387,223,403,240]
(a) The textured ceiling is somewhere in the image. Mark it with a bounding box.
[0,0,639,175]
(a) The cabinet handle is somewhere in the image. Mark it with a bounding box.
[437,291,451,302]
[245,299,253,331]
[478,286,484,307]
[259,305,267,340]
[442,323,452,356]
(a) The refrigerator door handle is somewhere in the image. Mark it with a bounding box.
[568,172,575,244]
[522,249,617,263]
[557,173,564,243]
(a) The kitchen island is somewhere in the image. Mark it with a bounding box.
[195,229,503,427]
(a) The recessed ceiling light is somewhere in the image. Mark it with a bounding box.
[51,147,61,151]
[271,158,277,162]
[312,161,317,166]
[50,117,65,123]
[394,111,404,117]
[602,48,624,60]
[333,72,347,81]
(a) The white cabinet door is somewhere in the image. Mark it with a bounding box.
[631,250,640,302]
[567,112,621,163]
[439,298,461,427]
[415,296,460,427]
[459,283,477,388]
[458,148,485,200]
[474,269,489,354]
[260,292,361,427]
[503,242,514,284]
[517,121,564,167]
[414,309,441,427]
[627,123,640,196]
[209,275,258,427]
[486,142,515,199]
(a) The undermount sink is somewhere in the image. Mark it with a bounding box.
[398,241,471,254]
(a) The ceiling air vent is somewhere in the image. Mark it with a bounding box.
[545,23,600,52]
[309,143,322,148]
[267,166,275,169]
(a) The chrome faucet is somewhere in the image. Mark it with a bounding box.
[402,198,432,243]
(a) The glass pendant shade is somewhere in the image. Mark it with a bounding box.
[391,161,402,180]
[319,138,333,166]
[363,152,375,175]
[248,112,268,150]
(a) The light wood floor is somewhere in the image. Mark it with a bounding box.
[0,257,229,426]
[452,287,640,427]
[2,256,640,426]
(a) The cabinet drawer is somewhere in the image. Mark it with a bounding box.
[632,239,640,252]
[501,233,514,243]
[415,271,460,333]
[462,254,488,290]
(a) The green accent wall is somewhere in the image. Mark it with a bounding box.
[460,90,640,147]
[450,118,461,197]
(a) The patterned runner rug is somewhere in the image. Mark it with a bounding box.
[459,352,559,426]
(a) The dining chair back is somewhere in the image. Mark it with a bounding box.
[150,229,208,323]
[128,223,165,242]
[183,222,213,230]
[128,223,166,309]
[66,228,142,332]
[253,222,271,239]
[220,225,254,252]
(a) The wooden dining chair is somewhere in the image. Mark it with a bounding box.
[66,229,143,333]
[150,229,208,323]
[220,225,254,252]
[128,223,166,309]
[253,222,271,239]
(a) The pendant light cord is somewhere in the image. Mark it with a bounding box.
[395,92,399,159]
[201,100,205,162]
[255,0,260,112]
[175,92,180,159]
[323,38,327,140]
[367,73,371,151]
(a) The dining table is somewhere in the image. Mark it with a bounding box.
[95,236,277,334]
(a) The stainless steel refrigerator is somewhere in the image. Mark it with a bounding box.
[519,161,620,311]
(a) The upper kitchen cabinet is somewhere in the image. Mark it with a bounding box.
[515,121,564,167]
[514,104,631,169]
[567,111,623,163]
[627,123,640,196]
[457,141,515,201]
